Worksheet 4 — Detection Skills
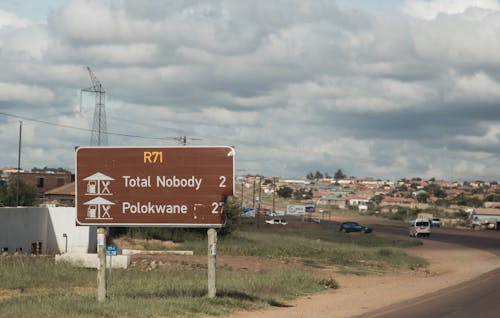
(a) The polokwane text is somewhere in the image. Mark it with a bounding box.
[122,202,188,214]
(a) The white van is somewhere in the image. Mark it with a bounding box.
[409,218,431,237]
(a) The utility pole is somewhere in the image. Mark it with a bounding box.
[240,180,244,209]
[82,67,108,302]
[272,177,276,214]
[252,177,256,209]
[256,176,262,229]
[16,121,22,206]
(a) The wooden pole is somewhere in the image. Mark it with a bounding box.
[16,121,22,207]
[207,228,217,298]
[97,227,107,302]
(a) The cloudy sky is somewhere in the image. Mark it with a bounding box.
[0,0,499,181]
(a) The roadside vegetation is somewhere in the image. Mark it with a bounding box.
[0,255,320,318]
[177,223,426,271]
[0,217,427,318]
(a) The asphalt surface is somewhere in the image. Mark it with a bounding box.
[354,222,500,318]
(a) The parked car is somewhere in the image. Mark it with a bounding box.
[409,218,431,237]
[339,222,372,233]
[241,207,255,218]
[265,218,288,225]
[429,217,441,227]
[266,211,277,217]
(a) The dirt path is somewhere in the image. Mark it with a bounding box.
[224,239,500,318]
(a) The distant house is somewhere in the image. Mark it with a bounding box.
[316,196,347,209]
[380,197,417,208]
[446,188,466,197]
[44,182,75,207]
[7,171,73,198]
[484,202,500,209]
[375,188,391,195]
[336,178,354,185]
[468,208,500,229]
[329,188,354,197]
[412,189,428,197]
[347,195,370,206]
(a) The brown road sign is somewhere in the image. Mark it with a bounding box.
[76,146,234,227]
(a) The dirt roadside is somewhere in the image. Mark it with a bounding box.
[223,239,500,318]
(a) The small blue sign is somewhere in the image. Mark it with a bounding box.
[106,245,118,256]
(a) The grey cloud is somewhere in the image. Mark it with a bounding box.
[1,0,500,181]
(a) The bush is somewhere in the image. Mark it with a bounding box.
[125,227,206,242]
[218,196,241,236]
[0,178,38,206]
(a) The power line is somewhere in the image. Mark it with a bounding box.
[0,111,171,141]
[0,110,325,162]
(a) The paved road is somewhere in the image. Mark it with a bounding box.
[355,222,500,318]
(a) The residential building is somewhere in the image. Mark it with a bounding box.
[6,171,73,198]
[44,182,75,207]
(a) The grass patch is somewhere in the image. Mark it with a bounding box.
[176,224,427,271]
[0,221,428,317]
[0,257,323,318]
[0,256,95,290]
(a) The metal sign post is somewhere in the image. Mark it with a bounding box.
[106,245,118,277]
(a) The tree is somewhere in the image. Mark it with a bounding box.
[218,196,241,236]
[453,193,483,207]
[396,184,408,192]
[277,186,293,198]
[371,194,385,205]
[31,166,71,174]
[485,194,500,202]
[0,178,38,206]
[314,171,324,179]
[293,188,313,200]
[416,192,429,203]
[424,183,447,198]
[334,169,346,180]
[262,178,273,185]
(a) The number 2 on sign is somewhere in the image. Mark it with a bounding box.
[219,176,226,187]
[211,202,223,214]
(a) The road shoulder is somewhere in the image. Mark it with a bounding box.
[224,239,500,318]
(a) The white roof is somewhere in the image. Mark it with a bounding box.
[83,172,115,181]
[83,197,115,205]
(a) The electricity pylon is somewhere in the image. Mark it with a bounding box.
[81,66,107,146]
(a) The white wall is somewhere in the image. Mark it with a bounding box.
[0,207,96,254]
[47,207,97,254]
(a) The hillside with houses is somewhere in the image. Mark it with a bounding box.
[2,166,500,229]
[240,173,500,229]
